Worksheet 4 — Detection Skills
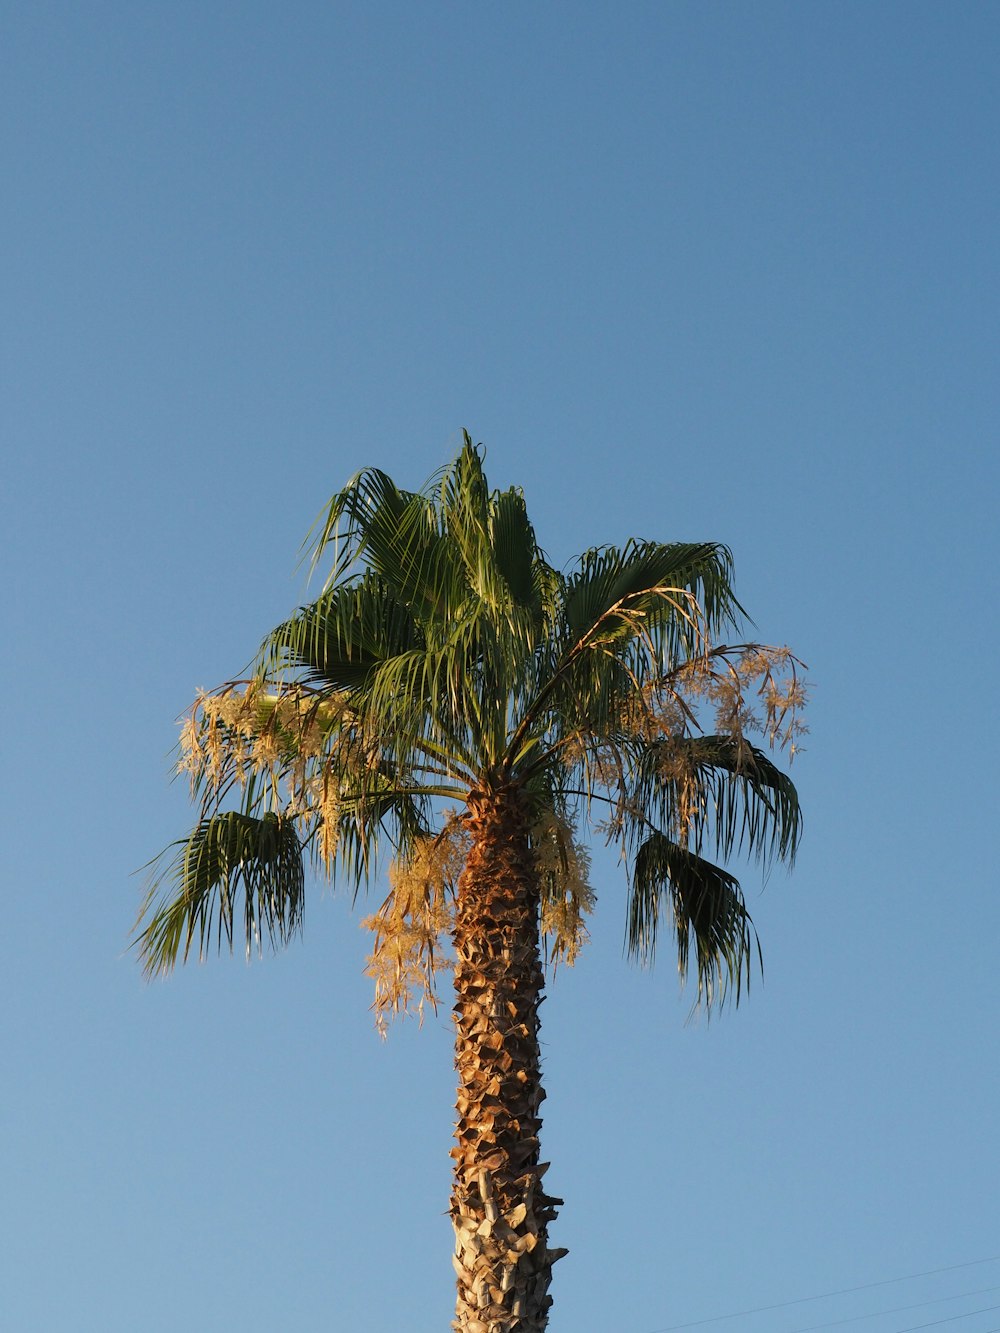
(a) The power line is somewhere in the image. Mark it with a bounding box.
[786,1284,1000,1333]
[641,1254,1000,1333]
[890,1305,1000,1332]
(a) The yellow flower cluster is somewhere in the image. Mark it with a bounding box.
[672,644,808,756]
[534,812,595,968]
[361,809,597,1034]
[176,683,350,869]
[361,825,470,1036]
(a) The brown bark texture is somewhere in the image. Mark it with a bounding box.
[450,789,566,1333]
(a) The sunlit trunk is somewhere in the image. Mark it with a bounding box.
[450,788,566,1333]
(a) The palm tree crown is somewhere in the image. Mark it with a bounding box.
[138,433,805,1331]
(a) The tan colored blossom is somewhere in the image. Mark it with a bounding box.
[534,812,595,967]
[362,825,468,1035]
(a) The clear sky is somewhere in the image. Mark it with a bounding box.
[3,3,998,1330]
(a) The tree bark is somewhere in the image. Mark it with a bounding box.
[450,788,565,1333]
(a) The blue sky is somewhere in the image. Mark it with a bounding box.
[3,3,998,1330]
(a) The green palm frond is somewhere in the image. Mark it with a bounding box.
[489,486,548,621]
[363,636,484,769]
[628,834,758,1007]
[309,460,471,622]
[331,785,434,897]
[262,574,423,689]
[562,540,743,649]
[308,463,420,584]
[634,734,803,868]
[440,435,492,585]
[441,440,554,628]
[504,541,747,774]
[136,812,304,977]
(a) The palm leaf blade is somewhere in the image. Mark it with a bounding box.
[629,834,757,1008]
[136,812,304,977]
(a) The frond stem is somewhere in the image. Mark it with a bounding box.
[501,584,702,781]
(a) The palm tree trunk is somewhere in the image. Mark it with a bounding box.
[450,788,566,1333]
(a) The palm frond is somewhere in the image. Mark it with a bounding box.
[441,433,492,580]
[308,462,470,623]
[635,734,803,868]
[307,464,418,584]
[441,437,555,657]
[563,540,743,650]
[330,784,434,899]
[136,812,304,977]
[628,833,757,1008]
[502,541,746,772]
[261,574,422,689]
[489,486,545,618]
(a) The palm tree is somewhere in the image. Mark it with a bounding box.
[137,433,805,1333]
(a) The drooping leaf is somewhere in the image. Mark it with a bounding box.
[635,734,803,867]
[628,833,757,1008]
[136,812,304,976]
[263,574,422,690]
